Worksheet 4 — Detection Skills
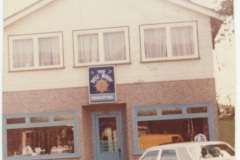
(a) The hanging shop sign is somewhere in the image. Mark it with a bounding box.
[89,66,116,103]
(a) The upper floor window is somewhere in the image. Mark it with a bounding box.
[140,22,198,62]
[73,27,130,66]
[8,32,64,71]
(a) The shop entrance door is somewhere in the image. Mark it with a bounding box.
[92,111,124,160]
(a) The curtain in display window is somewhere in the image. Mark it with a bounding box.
[171,26,194,56]
[38,37,60,66]
[104,31,126,61]
[77,34,99,63]
[13,39,34,68]
[144,28,167,58]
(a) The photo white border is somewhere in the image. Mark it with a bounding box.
[234,0,240,159]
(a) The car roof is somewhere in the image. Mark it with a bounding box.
[145,141,230,151]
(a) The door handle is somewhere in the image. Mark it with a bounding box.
[118,148,121,159]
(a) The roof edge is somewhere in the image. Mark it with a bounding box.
[167,0,226,21]
[4,0,226,28]
[4,0,54,28]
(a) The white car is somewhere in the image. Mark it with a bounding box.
[139,141,235,160]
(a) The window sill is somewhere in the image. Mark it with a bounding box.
[141,55,200,63]
[74,60,131,67]
[9,65,65,72]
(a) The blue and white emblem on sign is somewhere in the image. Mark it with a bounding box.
[89,66,116,103]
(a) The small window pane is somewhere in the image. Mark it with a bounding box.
[7,118,25,124]
[98,117,118,153]
[104,31,126,61]
[38,37,60,66]
[77,34,99,63]
[54,114,74,121]
[137,110,157,116]
[30,116,49,123]
[161,150,178,160]
[142,150,159,160]
[171,26,194,57]
[7,125,74,157]
[144,28,167,58]
[162,108,182,115]
[187,107,208,113]
[13,39,34,68]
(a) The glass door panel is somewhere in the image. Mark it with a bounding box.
[93,112,123,160]
[99,117,118,153]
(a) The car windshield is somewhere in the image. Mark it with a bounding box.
[189,143,235,159]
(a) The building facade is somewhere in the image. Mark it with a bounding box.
[3,0,224,160]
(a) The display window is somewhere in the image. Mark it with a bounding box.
[132,103,214,155]
[138,118,209,150]
[3,111,79,160]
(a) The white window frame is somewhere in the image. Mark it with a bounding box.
[140,22,199,62]
[8,32,64,71]
[73,27,130,67]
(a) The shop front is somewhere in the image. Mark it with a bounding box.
[3,80,218,160]
[3,102,216,160]
[2,76,218,160]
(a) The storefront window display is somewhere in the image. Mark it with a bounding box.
[138,118,209,150]
[3,111,79,160]
[132,103,214,154]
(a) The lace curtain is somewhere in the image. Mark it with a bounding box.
[171,26,194,56]
[144,28,167,58]
[77,31,126,63]
[144,26,194,58]
[13,37,60,68]
[38,37,60,66]
[104,31,126,61]
[77,34,99,63]
[13,39,34,68]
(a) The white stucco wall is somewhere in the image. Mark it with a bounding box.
[3,0,214,91]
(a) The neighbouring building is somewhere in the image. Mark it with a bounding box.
[2,0,225,160]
